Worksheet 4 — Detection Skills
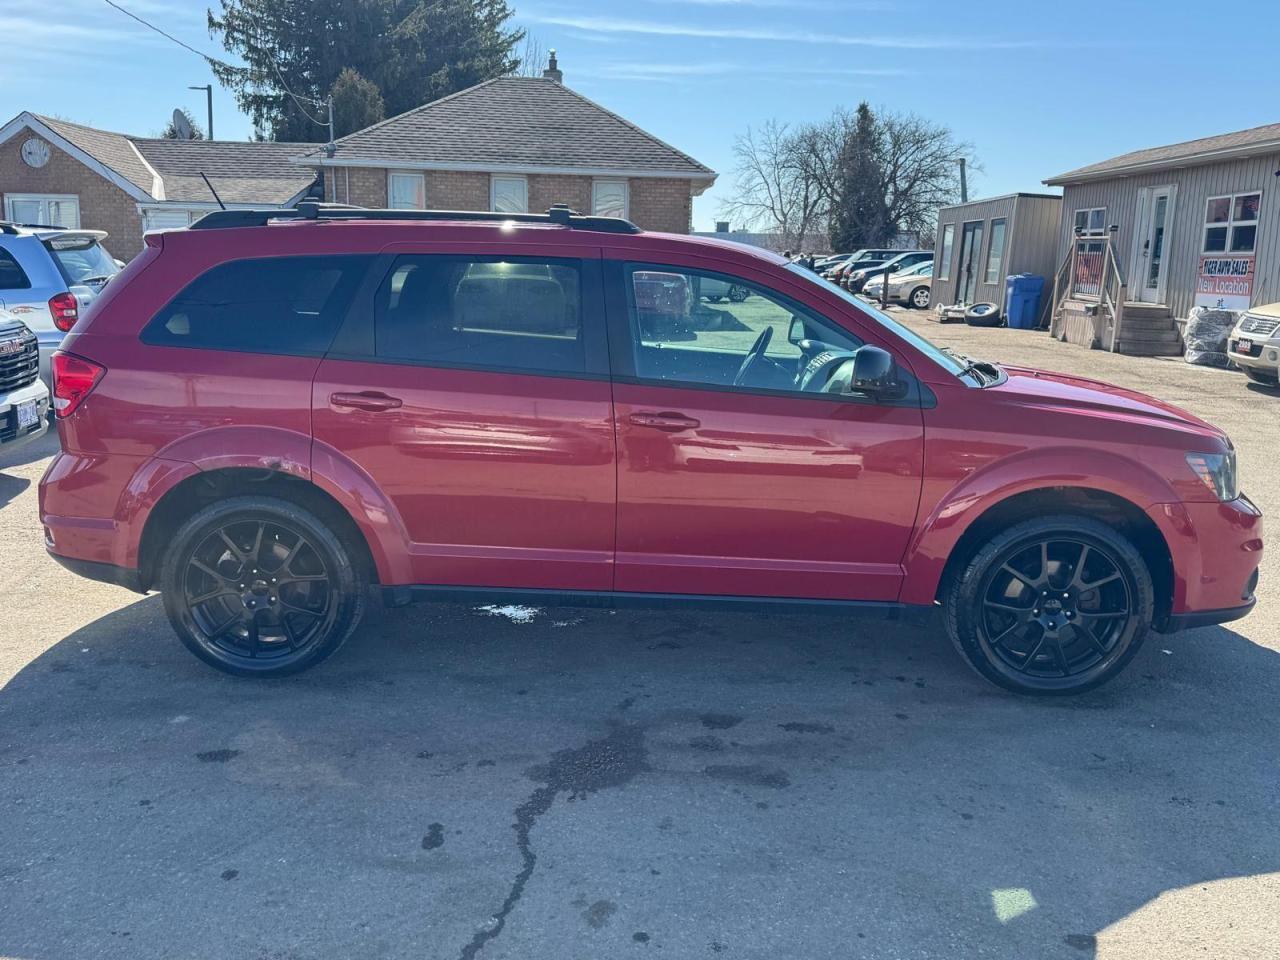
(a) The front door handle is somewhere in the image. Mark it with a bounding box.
[628,411,701,432]
[330,391,403,412]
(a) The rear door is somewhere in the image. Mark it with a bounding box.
[312,244,616,591]
[604,259,925,602]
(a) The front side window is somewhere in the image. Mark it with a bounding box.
[1204,192,1260,253]
[938,225,955,279]
[491,176,528,214]
[375,256,585,375]
[624,265,864,396]
[592,180,629,219]
[985,218,1007,283]
[143,256,369,354]
[388,172,425,210]
[1074,207,1106,236]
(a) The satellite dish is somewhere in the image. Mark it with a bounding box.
[171,108,194,140]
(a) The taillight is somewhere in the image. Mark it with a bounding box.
[51,351,105,418]
[49,292,79,332]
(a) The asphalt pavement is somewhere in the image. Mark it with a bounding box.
[1,322,1277,960]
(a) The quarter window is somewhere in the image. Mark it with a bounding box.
[491,176,528,214]
[388,172,425,210]
[592,180,629,219]
[985,218,1007,284]
[0,250,31,290]
[624,265,863,395]
[1204,192,1260,254]
[375,256,586,375]
[938,224,955,280]
[142,256,369,354]
[1073,207,1107,236]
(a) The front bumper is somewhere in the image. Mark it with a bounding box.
[0,378,50,453]
[1227,333,1280,375]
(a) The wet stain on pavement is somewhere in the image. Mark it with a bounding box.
[220,869,238,881]
[688,735,724,752]
[583,899,617,928]
[699,713,743,730]
[1065,934,1097,950]
[195,749,240,763]
[457,724,648,960]
[633,931,650,944]
[704,764,790,789]
[777,722,834,734]
[422,823,445,850]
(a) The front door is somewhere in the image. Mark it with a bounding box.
[1135,186,1175,303]
[605,261,925,602]
[958,221,985,304]
[312,249,617,591]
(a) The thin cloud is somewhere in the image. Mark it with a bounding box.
[526,14,1041,50]
[591,61,912,80]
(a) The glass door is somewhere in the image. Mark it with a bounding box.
[1137,187,1174,303]
[958,221,985,304]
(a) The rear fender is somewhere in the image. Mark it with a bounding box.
[900,447,1180,605]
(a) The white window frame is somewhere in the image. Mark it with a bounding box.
[489,175,529,214]
[387,172,426,210]
[937,223,955,280]
[4,193,80,228]
[592,179,629,219]
[1202,191,1261,255]
[1073,207,1107,237]
[984,218,1007,284]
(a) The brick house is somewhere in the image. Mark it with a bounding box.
[298,57,716,233]
[0,112,317,258]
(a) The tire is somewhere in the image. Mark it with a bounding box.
[909,286,931,309]
[943,515,1153,696]
[727,284,750,303]
[1243,367,1279,387]
[964,302,1002,327]
[705,295,724,303]
[159,496,367,677]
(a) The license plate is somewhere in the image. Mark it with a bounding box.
[1237,338,1255,352]
[15,400,37,430]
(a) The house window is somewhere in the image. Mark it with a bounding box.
[592,180,629,219]
[388,172,426,210]
[1073,207,1106,236]
[1204,192,1261,254]
[938,224,955,280]
[984,218,1007,284]
[490,176,528,214]
[4,193,80,228]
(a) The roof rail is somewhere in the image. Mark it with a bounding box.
[188,202,641,234]
[0,220,68,234]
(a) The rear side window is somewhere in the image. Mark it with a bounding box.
[374,255,586,375]
[0,250,30,290]
[143,256,370,355]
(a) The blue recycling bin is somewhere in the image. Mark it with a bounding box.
[1004,274,1046,329]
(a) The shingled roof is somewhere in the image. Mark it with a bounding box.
[297,77,715,180]
[1046,121,1280,185]
[1,113,316,205]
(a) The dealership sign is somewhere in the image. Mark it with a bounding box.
[1196,255,1255,311]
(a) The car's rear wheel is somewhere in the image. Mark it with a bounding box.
[944,516,1152,695]
[910,286,931,309]
[727,284,750,302]
[160,496,366,677]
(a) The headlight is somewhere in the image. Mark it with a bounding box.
[1185,450,1238,501]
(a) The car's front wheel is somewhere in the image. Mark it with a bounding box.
[910,285,931,309]
[160,496,367,677]
[944,515,1152,695]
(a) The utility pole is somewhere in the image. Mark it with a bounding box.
[325,95,335,157]
[189,84,213,140]
[959,157,968,204]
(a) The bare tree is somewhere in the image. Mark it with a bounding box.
[719,121,827,252]
[514,35,547,77]
[878,111,971,243]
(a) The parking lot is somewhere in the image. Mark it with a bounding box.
[2,320,1278,960]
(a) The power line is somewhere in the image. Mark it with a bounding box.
[242,7,330,127]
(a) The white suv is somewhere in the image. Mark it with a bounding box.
[0,311,50,454]
[1227,302,1280,386]
[0,222,122,393]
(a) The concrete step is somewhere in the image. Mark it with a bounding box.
[1119,328,1182,344]
[1115,340,1183,357]
[1122,302,1173,320]
[1121,316,1178,329]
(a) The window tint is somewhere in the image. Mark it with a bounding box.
[143,256,368,354]
[375,256,586,374]
[625,266,862,395]
[0,250,31,290]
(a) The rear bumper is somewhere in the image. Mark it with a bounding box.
[46,551,145,593]
[1161,599,1256,632]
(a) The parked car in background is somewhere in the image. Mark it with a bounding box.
[863,261,934,308]
[0,223,122,393]
[1227,302,1280,387]
[41,203,1261,695]
[0,311,50,455]
[815,253,855,274]
[698,275,751,303]
[847,251,932,293]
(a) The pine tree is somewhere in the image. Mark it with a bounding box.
[829,103,893,251]
[330,67,385,137]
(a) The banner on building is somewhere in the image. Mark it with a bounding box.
[1196,255,1255,311]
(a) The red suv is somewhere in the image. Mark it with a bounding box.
[39,204,1262,694]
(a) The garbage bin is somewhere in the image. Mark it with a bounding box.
[1004,274,1046,330]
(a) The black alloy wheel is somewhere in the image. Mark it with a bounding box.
[945,515,1153,695]
[161,497,365,676]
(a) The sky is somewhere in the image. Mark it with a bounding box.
[3,0,1279,231]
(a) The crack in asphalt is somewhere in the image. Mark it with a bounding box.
[457,724,648,960]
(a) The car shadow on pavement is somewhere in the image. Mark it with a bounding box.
[1,594,1277,960]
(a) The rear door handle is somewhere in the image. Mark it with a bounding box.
[627,411,701,432]
[330,391,403,412]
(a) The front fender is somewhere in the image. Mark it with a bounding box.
[899,446,1181,605]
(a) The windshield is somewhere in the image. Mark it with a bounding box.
[785,262,968,376]
[46,240,119,285]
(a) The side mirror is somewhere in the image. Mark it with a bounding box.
[848,345,898,396]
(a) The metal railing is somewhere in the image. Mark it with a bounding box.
[1049,225,1127,350]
